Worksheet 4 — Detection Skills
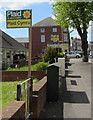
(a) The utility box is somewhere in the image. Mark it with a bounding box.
[47,63,59,102]
[58,58,65,77]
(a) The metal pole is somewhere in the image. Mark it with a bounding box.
[29,77,33,119]
[17,84,21,101]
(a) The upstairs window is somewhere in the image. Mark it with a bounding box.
[64,34,68,42]
[41,28,45,33]
[41,35,45,42]
[52,28,57,32]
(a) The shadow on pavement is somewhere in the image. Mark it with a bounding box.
[39,70,90,119]
[66,75,81,78]
[64,91,90,103]
[39,76,64,119]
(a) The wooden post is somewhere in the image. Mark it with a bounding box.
[28,27,32,78]
[27,27,32,116]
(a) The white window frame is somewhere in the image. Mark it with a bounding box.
[52,28,57,32]
[40,28,45,33]
[64,34,68,42]
[41,35,45,42]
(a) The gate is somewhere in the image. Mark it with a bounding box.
[17,77,33,119]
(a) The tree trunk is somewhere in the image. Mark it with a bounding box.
[81,33,88,62]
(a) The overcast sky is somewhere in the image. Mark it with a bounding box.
[0,0,92,42]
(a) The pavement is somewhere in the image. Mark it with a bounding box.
[39,58,92,119]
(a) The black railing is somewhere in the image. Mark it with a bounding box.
[17,77,33,119]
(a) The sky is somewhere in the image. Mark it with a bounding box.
[0,0,92,42]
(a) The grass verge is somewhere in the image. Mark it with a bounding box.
[2,78,39,108]
[2,80,24,108]
[6,62,49,71]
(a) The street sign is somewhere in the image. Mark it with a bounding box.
[6,10,32,28]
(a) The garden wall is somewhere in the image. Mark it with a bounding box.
[2,71,46,81]
[32,76,47,118]
[2,76,47,119]
[2,101,25,120]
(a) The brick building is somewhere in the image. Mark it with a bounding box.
[16,17,69,57]
[31,17,69,57]
[70,37,82,51]
[88,41,93,56]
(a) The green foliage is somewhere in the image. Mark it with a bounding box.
[6,62,49,71]
[42,47,58,64]
[33,78,39,85]
[58,52,64,57]
[52,2,93,30]
[32,62,49,71]
[52,1,93,62]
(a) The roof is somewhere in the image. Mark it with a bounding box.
[15,37,29,43]
[33,17,58,27]
[0,29,27,51]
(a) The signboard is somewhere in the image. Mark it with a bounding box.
[51,35,59,41]
[6,10,32,28]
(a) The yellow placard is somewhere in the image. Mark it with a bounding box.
[6,19,31,28]
[51,35,59,41]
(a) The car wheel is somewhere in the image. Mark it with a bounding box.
[76,56,79,58]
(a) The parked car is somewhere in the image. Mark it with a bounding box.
[75,51,83,57]
[65,51,81,58]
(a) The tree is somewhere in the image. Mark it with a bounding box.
[42,47,58,63]
[52,1,93,62]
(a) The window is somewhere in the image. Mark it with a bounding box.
[41,28,45,33]
[63,34,68,42]
[63,28,67,31]
[52,28,57,32]
[41,35,45,42]
[42,49,46,52]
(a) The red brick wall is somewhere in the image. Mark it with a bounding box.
[31,26,62,57]
[2,101,25,120]
[32,76,47,118]
[2,71,46,81]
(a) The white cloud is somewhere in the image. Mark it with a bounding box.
[0,0,52,24]
[0,0,52,9]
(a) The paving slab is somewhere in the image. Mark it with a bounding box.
[39,58,92,119]
[64,58,91,119]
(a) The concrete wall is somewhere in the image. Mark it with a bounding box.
[2,71,46,81]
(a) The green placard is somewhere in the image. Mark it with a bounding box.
[6,10,32,28]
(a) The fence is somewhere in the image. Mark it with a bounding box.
[17,77,33,119]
